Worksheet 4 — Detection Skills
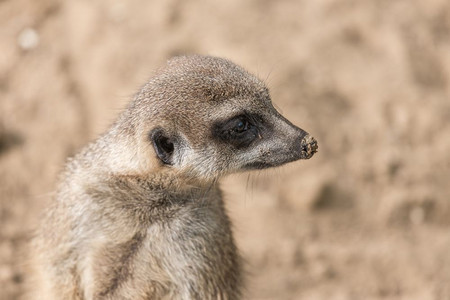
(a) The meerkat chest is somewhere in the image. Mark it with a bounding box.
[88,199,240,299]
[143,203,240,296]
[149,202,237,272]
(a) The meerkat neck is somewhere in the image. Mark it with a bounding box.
[82,171,221,225]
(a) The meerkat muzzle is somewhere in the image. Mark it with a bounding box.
[300,134,318,159]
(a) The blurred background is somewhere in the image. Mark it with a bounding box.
[1,0,450,299]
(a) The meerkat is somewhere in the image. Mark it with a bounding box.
[30,55,317,300]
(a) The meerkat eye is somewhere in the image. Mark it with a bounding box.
[213,115,259,149]
[234,119,249,134]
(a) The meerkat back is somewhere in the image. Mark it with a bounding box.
[30,55,317,300]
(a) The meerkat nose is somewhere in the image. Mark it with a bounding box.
[300,135,318,159]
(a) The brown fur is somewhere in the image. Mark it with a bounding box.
[30,55,317,299]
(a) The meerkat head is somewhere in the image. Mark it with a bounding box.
[117,55,317,182]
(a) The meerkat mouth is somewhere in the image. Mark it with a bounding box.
[244,161,276,170]
[300,135,318,159]
[243,135,318,170]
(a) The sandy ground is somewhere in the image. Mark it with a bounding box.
[1,0,450,299]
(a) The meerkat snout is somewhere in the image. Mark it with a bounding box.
[31,55,318,300]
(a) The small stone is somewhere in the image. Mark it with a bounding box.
[17,28,40,50]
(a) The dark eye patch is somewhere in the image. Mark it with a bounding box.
[212,113,262,149]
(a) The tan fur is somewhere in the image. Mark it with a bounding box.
[30,55,317,299]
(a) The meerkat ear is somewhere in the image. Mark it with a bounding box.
[150,128,175,165]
